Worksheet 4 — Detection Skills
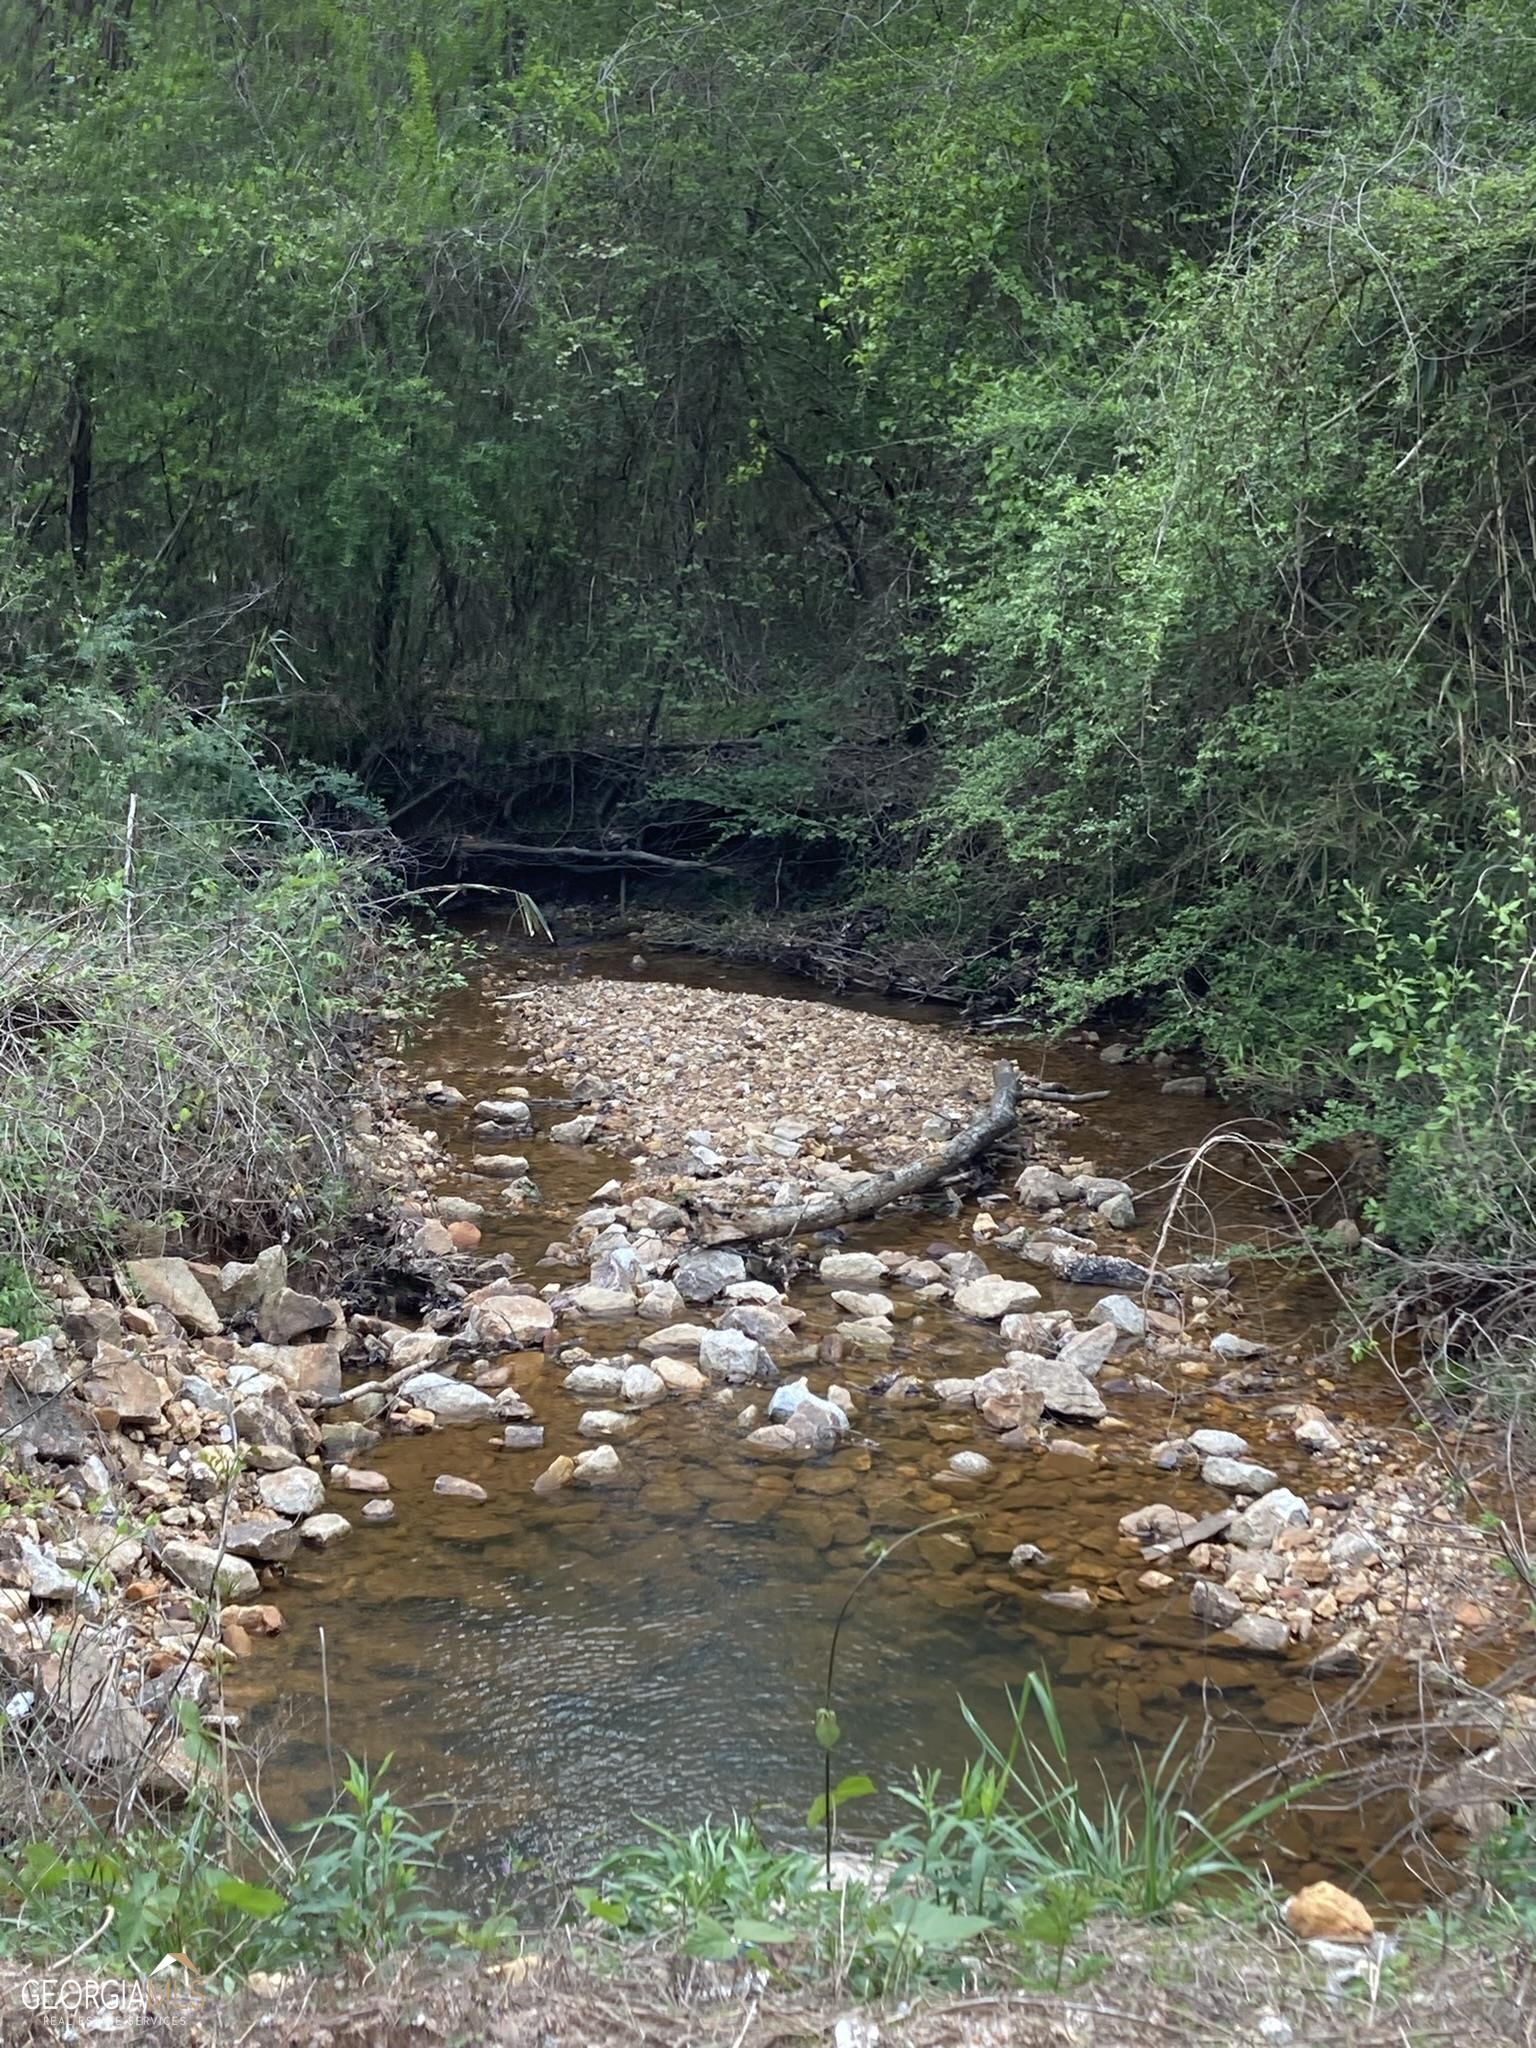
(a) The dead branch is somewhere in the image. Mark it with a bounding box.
[689,1062,1103,1245]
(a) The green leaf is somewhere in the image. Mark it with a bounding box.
[731,1916,795,1946]
[574,1886,629,1927]
[891,1901,994,1949]
[211,1874,286,1919]
[807,1773,877,1828]
[682,1915,737,1960]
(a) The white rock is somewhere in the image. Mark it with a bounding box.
[1201,1456,1278,1495]
[830,1289,893,1319]
[989,1353,1105,1423]
[1088,1294,1148,1337]
[1211,1331,1267,1359]
[563,1363,626,1398]
[300,1513,353,1548]
[698,1328,775,1384]
[1228,1488,1309,1549]
[1189,1428,1249,1459]
[672,1250,748,1302]
[953,1276,1044,1320]
[636,1280,685,1323]
[397,1373,496,1425]
[578,1409,635,1438]
[159,1538,259,1601]
[653,1357,708,1392]
[568,1285,637,1319]
[621,1362,666,1406]
[387,1329,452,1372]
[818,1251,888,1287]
[573,1445,622,1485]
[836,1317,896,1353]
[1055,1322,1119,1378]
[766,1378,849,1438]
[255,1468,325,1521]
[945,1451,993,1480]
[637,1322,711,1355]
[551,1115,598,1143]
[468,1293,555,1348]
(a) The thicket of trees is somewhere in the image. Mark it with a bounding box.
[5,0,1536,1283]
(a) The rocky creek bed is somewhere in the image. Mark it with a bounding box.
[0,942,1528,1899]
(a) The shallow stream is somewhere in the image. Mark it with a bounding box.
[234,935,1445,1903]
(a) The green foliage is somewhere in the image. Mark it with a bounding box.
[578,1677,1293,1996]
[0,1747,487,1984]
[0,632,457,1275]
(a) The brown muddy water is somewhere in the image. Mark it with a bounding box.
[234,936,1447,1905]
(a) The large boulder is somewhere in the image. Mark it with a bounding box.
[396,1373,496,1425]
[124,1257,221,1337]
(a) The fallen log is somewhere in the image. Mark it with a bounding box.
[689,1061,1105,1246]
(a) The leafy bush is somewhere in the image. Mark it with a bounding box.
[0,646,456,1276]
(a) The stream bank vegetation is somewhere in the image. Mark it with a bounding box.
[3,1677,1536,2042]
[0,652,457,1331]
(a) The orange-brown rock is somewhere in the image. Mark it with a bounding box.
[225,1602,286,1636]
[1283,1881,1375,1941]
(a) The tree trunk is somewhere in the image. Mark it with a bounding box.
[688,1061,1106,1246]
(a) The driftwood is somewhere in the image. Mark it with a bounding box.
[691,1061,1105,1247]
[435,836,725,874]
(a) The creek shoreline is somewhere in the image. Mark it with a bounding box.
[0,950,1526,1889]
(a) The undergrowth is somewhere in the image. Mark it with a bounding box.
[0,639,461,1280]
[0,1742,511,1986]
[576,1675,1300,1997]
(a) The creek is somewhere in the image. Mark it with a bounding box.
[233,934,1456,1905]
